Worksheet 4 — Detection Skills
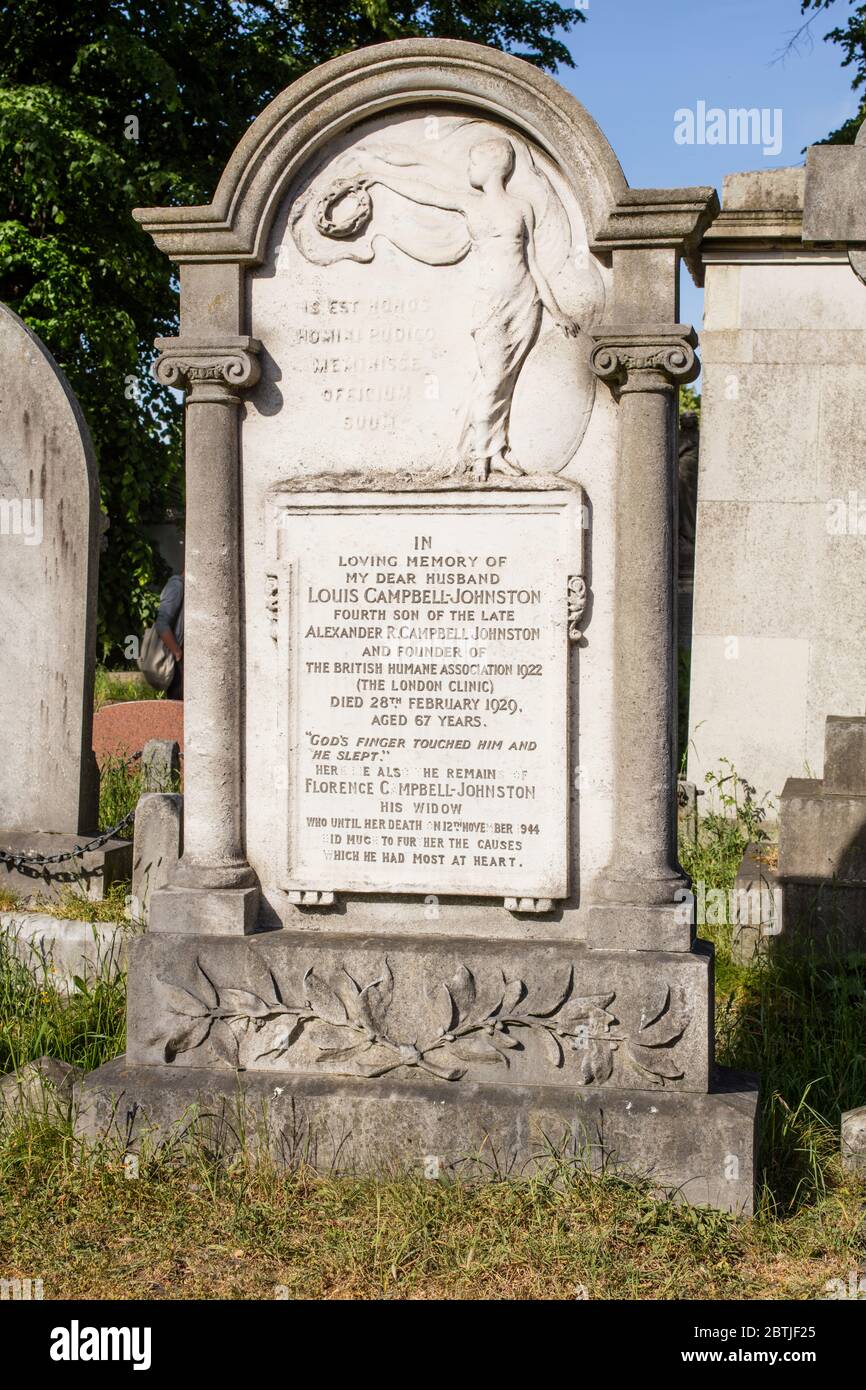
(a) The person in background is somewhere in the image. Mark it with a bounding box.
[156,571,184,700]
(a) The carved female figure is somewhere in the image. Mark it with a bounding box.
[353,137,580,480]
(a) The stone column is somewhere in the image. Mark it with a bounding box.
[589,329,698,907]
[153,337,260,903]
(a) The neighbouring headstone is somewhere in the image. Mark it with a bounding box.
[91,700,184,765]
[0,304,130,902]
[76,39,758,1212]
[0,302,100,833]
[0,1057,82,1122]
[141,738,180,793]
[841,1106,866,1177]
[776,711,866,949]
[0,911,128,991]
[131,791,182,923]
[688,162,866,809]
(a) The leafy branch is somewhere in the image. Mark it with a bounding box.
[154,958,690,1087]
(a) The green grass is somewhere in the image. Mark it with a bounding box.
[97,753,144,839]
[678,762,866,1212]
[0,933,126,1076]
[94,666,163,711]
[0,760,863,1300]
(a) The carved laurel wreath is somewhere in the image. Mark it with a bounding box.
[153,959,689,1088]
[314,177,373,239]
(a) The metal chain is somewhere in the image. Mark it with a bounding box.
[0,750,143,871]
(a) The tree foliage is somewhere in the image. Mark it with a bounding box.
[0,1,583,658]
[801,0,866,142]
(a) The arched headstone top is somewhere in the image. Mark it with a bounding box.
[134,38,715,267]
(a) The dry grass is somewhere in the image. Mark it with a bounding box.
[0,1126,862,1301]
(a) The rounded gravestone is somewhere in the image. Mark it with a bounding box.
[0,302,99,833]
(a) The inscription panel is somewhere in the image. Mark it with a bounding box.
[276,491,581,899]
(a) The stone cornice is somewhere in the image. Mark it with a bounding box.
[591,187,720,288]
[702,206,804,246]
[153,337,261,397]
[591,186,720,251]
[588,327,699,395]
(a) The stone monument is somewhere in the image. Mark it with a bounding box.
[689,159,866,807]
[77,39,758,1212]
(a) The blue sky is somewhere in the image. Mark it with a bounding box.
[553,0,860,329]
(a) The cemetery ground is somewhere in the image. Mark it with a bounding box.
[0,759,863,1300]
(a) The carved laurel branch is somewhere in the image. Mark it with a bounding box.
[153,959,690,1087]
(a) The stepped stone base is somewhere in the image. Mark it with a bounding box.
[74,1058,759,1214]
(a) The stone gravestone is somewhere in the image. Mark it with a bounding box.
[0,305,133,902]
[0,302,99,834]
[777,711,866,949]
[78,40,758,1211]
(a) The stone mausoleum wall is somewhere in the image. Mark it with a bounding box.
[688,167,866,808]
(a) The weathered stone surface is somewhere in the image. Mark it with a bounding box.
[0,301,99,834]
[0,831,132,903]
[1,910,129,990]
[780,777,866,881]
[766,714,866,951]
[689,167,866,808]
[0,1056,82,1121]
[131,792,182,923]
[148,884,259,936]
[823,715,866,797]
[841,1106,866,1176]
[75,1058,759,1213]
[804,126,866,252]
[724,166,806,215]
[141,739,181,793]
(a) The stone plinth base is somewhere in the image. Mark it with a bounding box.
[74,1059,759,1214]
[0,911,128,992]
[0,831,132,903]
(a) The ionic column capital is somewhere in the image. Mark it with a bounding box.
[153,336,261,400]
[588,327,699,396]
